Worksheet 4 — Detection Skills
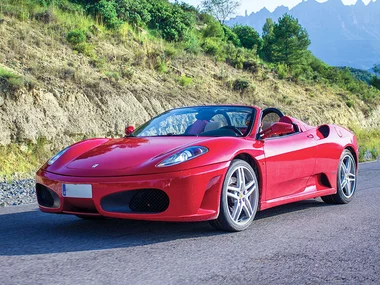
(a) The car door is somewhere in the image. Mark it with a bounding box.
[263,129,317,201]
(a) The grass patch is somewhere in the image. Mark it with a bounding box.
[178,75,193,87]
[0,67,20,80]
[353,128,380,162]
[0,66,35,90]
[0,140,53,180]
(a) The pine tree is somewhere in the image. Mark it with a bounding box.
[261,18,275,61]
[269,14,311,66]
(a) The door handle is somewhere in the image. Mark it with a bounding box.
[307,134,314,139]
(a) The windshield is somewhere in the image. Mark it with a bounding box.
[133,106,255,137]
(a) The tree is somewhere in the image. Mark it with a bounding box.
[371,64,380,89]
[232,25,262,51]
[222,25,241,46]
[93,0,122,29]
[261,18,274,61]
[267,14,311,66]
[201,14,225,38]
[201,0,241,24]
[374,64,380,75]
[370,76,380,90]
[115,0,152,27]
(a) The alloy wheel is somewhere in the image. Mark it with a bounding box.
[226,165,257,226]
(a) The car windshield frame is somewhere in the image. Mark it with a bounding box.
[132,106,256,138]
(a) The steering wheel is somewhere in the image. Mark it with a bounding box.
[220,126,243,136]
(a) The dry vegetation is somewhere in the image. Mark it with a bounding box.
[0,3,379,179]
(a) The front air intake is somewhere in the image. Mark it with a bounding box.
[101,189,169,214]
[36,184,60,208]
[129,189,169,213]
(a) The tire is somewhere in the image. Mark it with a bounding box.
[210,159,259,232]
[321,149,357,204]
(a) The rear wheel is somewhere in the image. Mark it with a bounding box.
[321,149,357,204]
[210,159,259,232]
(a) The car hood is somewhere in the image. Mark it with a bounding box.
[46,137,212,177]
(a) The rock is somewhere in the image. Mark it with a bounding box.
[364,150,372,161]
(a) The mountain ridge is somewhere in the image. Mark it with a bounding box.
[227,0,380,69]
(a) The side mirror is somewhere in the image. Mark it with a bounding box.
[259,122,294,139]
[125,126,135,137]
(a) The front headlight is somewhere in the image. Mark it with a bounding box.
[157,146,208,167]
[47,147,69,165]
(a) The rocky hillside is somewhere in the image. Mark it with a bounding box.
[0,3,379,177]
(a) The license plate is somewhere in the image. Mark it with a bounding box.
[62,184,92,198]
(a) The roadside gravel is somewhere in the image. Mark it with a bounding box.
[0,179,36,207]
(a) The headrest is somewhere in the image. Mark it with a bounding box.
[279,116,293,124]
[204,121,222,132]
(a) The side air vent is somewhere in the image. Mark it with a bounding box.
[317,125,330,138]
[319,173,332,188]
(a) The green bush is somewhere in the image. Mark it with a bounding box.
[164,45,178,58]
[66,29,86,45]
[179,75,192,87]
[233,79,250,91]
[370,76,380,90]
[243,60,259,73]
[201,17,224,38]
[80,0,196,41]
[93,0,121,29]
[276,63,289,79]
[73,42,94,57]
[345,98,355,108]
[148,1,195,42]
[115,0,152,27]
[232,25,262,51]
[222,25,241,47]
[202,39,220,56]
[121,66,134,80]
[156,61,167,73]
[370,147,378,159]
[104,71,121,81]
[183,34,201,54]
[89,57,107,69]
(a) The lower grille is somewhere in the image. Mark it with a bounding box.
[129,189,169,213]
[101,189,169,214]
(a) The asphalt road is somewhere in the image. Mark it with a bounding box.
[1,161,379,285]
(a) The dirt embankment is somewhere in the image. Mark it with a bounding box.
[0,17,379,151]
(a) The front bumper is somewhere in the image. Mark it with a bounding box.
[36,162,229,222]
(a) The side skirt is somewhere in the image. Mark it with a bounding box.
[259,186,336,211]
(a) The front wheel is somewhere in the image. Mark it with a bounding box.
[210,159,259,232]
[321,149,357,204]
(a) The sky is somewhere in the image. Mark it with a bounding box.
[181,0,373,15]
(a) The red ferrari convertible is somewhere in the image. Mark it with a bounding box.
[36,105,358,231]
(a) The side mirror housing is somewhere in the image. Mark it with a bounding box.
[259,122,294,139]
[125,126,135,137]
